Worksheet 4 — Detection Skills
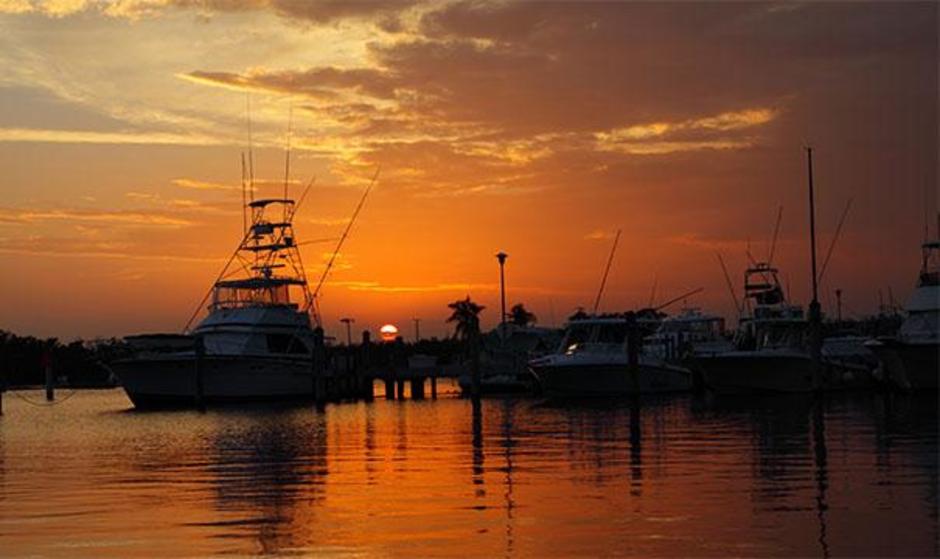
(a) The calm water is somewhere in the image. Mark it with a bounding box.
[0,385,936,557]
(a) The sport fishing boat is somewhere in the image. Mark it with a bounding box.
[692,262,817,394]
[866,240,939,390]
[528,314,693,397]
[113,197,322,408]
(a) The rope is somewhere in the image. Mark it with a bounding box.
[6,388,79,407]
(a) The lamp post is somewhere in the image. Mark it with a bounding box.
[496,251,508,329]
[340,317,355,346]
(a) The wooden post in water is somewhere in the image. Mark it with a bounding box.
[42,349,54,402]
[360,330,374,400]
[194,335,205,409]
[412,377,426,399]
[626,312,641,395]
[470,329,482,400]
[430,374,438,399]
[384,376,396,400]
[313,327,326,407]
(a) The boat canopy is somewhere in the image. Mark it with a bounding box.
[211,277,305,311]
[248,198,294,208]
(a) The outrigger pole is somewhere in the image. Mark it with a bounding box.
[307,167,380,324]
[592,229,621,313]
[716,252,743,315]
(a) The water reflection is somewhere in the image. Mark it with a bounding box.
[0,390,935,557]
[199,409,328,554]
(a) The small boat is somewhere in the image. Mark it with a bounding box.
[644,307,734,360]
[866,240,939,390]
[113,198,322,408]
[457,324,562,394]
[645,307,735,390]
[528,314,693,397]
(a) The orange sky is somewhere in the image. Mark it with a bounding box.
[0,1,936,340]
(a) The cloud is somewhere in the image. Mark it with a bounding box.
[0,127,224,145]
[171,178,239,191]
[4,0,423,23]
[0,206,194,227]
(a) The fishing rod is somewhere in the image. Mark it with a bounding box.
[716,252,743,315]
[311,167,380,301]
[653,287,704,312]
[817,198,852,284]
[592,229,621,313]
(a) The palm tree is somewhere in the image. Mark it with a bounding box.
[447,296,485,397]
[447,296,485,341]
[508,303,536,327]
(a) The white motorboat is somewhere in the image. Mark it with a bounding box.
[113,197,322,408]
[866,240,939,390]
[528,314,692,397]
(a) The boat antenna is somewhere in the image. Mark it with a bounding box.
[283,101,293,222]
[592,228,621,313]
[287,175,317,222]
[246,93,255,203]
[240,152,248,236]
[716,252,743,315]
[311,167,380,300]
[654,287,704,312]
[647,272,658,308]
[768,205,783,266]
[817,198,852,284]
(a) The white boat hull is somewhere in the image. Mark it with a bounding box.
[529,361,692,397]
[112,355,318,408]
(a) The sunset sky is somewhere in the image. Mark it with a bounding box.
[0,1,936,340]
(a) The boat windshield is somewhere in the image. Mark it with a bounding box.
[211,284,298,311]
[562,321,628,354]
[561,324,592,353]
[756,322,806,350]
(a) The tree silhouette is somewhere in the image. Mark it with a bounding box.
[446,296,485,341]
[509,303,536,326]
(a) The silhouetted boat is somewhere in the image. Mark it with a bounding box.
[113,198,321,408]
[692,262,817,393]
[528,314,693,396]
[457,323,562,394]
[866,240,939,390]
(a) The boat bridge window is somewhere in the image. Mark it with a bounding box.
[561,324,592,353]
[266,334,310,354]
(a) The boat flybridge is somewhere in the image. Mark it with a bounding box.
[194,197,317,356]
[867,240,940,390]
[114,196,325,408]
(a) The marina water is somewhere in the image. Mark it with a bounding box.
[0,386,936,557]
